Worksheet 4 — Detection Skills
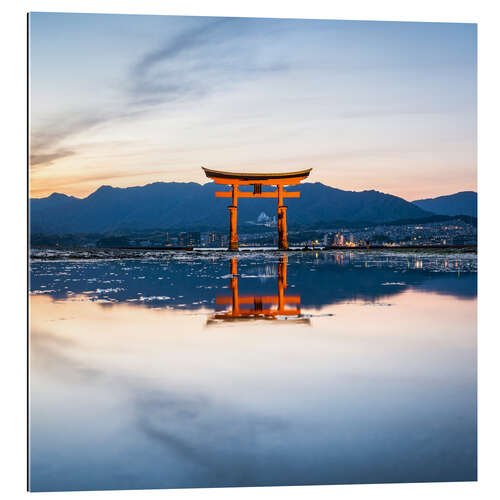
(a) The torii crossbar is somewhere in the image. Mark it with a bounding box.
[202,167,312,250]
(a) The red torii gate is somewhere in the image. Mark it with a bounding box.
[202,167,312,250]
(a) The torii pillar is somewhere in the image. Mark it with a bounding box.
[202,167,312,251]
[229,185,238,250]
[277,185,288,250]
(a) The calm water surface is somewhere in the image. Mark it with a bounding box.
[29,251,477,491]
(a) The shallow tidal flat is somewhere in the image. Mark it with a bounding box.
[29,249,477,491]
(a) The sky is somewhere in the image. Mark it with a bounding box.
[29,13,477,201]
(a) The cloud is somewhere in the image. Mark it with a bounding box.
[31,114,106,152]
[132,18,227,77]
[30,112,111,169]
[30,17,290,172]
[30,148,75,167]
[127,17,288,107]
[338,106,461,119]
[30,108,143,169]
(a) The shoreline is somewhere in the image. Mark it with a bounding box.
[29,245,477,261]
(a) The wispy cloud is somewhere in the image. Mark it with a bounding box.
[30,112,111,168]
[128,18,288,107]
[30,148,75,167]
[30,17,290,170]
[30,109,144,168]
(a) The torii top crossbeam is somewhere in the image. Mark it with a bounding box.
[202,167,312,250]
[202,167,312,184]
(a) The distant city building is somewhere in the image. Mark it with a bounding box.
[177,232,200,247]
[200,232,227,247]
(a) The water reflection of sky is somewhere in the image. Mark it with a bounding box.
[29,251,477,491]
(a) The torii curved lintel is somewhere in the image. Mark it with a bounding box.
[202,167,312,184]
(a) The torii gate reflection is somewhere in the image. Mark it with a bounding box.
[207,256,310,325]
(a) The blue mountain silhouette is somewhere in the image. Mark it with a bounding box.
[412,191,477,217]
[30,181,436,234]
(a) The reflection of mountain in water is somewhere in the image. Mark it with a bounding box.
[30,253,477,311]
[288,262,476,307]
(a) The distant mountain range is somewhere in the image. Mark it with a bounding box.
[412,191,477,217]
[29,182,476,235]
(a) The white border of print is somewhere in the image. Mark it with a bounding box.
[2,1,499,500]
